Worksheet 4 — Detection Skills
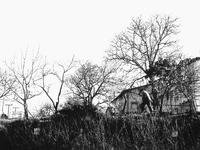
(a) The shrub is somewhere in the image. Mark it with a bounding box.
[58,103,99,118]
[0,124,12,150]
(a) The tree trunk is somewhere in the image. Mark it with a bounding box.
[54,102,59,115]
[122,94,127,114]
[189,99,196,114]
[24,101,29,119]
[159,93,165,114]
[150,78,159,111]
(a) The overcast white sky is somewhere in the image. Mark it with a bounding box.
[0,0,200,114]
[0,0,200,64]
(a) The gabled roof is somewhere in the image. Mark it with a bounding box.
[112,84,149,103]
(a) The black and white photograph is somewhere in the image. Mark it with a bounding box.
[0,0,200,149]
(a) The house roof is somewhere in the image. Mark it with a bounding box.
[112,84,149,103]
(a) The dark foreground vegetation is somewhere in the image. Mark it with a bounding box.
[1,110,200,150]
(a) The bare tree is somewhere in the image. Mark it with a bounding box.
[5,51,42,119]
[36,57,75,114]
[67,61,117,107]
[106,15,180,86]
[0,70,16,99]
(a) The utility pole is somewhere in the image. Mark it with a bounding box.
[12,107,19,117]
[2,98,5,114]
[13,107,18,113]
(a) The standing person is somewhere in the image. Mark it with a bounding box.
[139,89,153,113]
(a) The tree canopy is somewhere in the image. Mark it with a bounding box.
[68,61,117,107]
[106,15,181,86]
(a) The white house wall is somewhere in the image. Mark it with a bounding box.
[126,93,142,113]
[193,59,200,111]
[114,96,126,112]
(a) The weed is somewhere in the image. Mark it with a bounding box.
[1,114,200,149]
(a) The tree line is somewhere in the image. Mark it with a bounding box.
[1,52,121,119]
[0,14,199,119]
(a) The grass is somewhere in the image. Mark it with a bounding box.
[1,113,200,150]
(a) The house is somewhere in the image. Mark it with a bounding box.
[109,82,194,115]
[109,84,184,114]
[111,85,147,114]
[108,57,200,115]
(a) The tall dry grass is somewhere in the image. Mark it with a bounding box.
[2,113,200,150]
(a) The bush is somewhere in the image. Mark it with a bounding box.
[0,113,8,119]
[0,124,12,150]
[58,103,99,118]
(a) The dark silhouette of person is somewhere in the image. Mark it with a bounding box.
[139,89,153,113]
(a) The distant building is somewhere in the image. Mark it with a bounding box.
[107,57,200,115]
[190,57,200,112]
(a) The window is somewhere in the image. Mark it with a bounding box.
[131,102,138,111]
